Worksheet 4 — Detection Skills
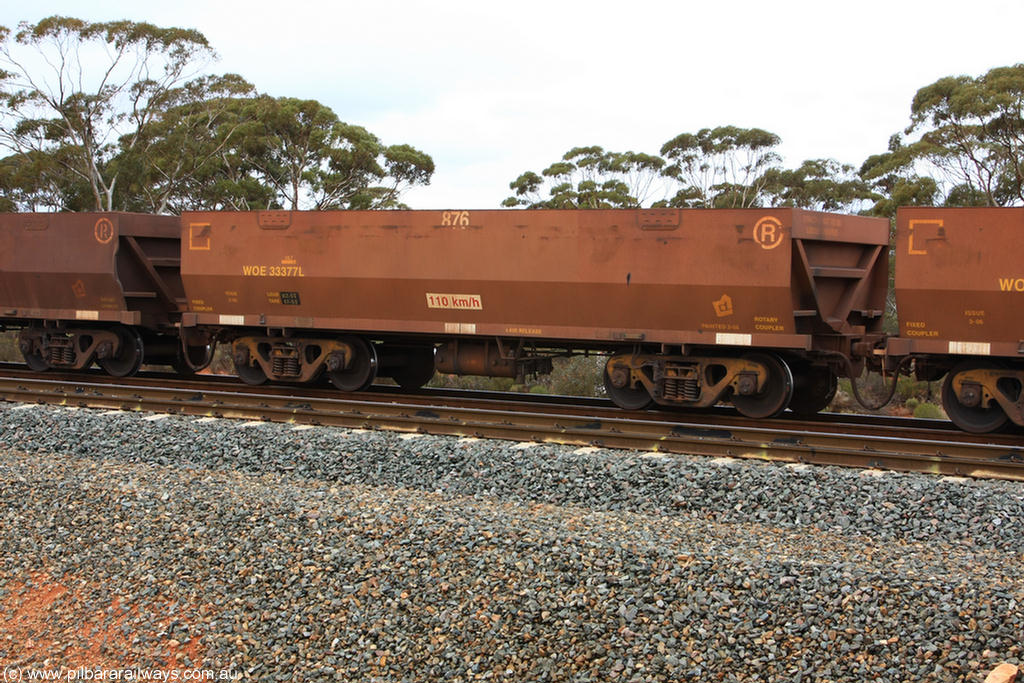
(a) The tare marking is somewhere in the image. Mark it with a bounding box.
[427,293,482,310]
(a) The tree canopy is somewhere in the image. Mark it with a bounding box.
[507,64,1024,216]
[503,146,665,209]
[2,21,1020,219]
[505,127,871,213]
[0,16,433,213]
[660,126,782,208]
[760,159,875,211]
[0,16,217,211]
[861,63,1024,213]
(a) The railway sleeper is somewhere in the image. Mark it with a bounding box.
[605,352,795,418]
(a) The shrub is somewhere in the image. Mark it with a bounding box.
[913,402,946,419]
[428,354,606,397]
[895,375,940,403]
[428,373,516,392]
[543,356,605,397]
[0,331,19,362]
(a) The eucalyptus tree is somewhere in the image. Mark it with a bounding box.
[504,128,870,213]
[113,73,258,213]
[858,135,940,217]
[660,126,782,208]
[861,63,1024,210]
[0,17,434,213]
[0,16,217,211]
[232,96,434,211]
[761,158,876,212]
[503,146,666,208]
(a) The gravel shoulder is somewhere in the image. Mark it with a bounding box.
[0,404,1021,682]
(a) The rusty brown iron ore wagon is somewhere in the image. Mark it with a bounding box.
[890,207,1024,432]
[3,206,1019,432]
[176,208,889,419]
[0,212,195,376]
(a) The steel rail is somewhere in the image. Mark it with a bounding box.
[0,370,1022,481]
[0,364,1001,439]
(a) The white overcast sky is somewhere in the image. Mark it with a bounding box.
[4,0,1024,209]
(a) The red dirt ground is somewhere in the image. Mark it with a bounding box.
[1,571,207,670]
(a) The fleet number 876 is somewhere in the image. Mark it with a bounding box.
[441,211,470,226]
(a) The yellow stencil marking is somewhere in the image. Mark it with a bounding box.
[94,218,114,244]
[753,216,784,250]
[908,219,942,255]
[713,294,734,318]
[189,223,211,251]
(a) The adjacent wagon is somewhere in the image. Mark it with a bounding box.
[889,207,1024,432]
[0,212,186,375]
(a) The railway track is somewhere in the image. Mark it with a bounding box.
[0,366,1022,481]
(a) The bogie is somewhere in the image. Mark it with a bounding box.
[603,351,794,418]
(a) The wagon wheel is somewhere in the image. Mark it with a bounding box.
[731,352,793,419]
[390,346,436,390]
[174,340,216,377]
[788,365,837,417]
[603,363,653,410]
[171,355,196,378]
[941,361,1007,433]
[235,359,268,386]
[328,337,378,392]
[98,326,144,378]
[21,345,49,371]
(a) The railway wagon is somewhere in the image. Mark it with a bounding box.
[180,208,890,418]
[889,207,1024,432]
[0,212,188,375]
